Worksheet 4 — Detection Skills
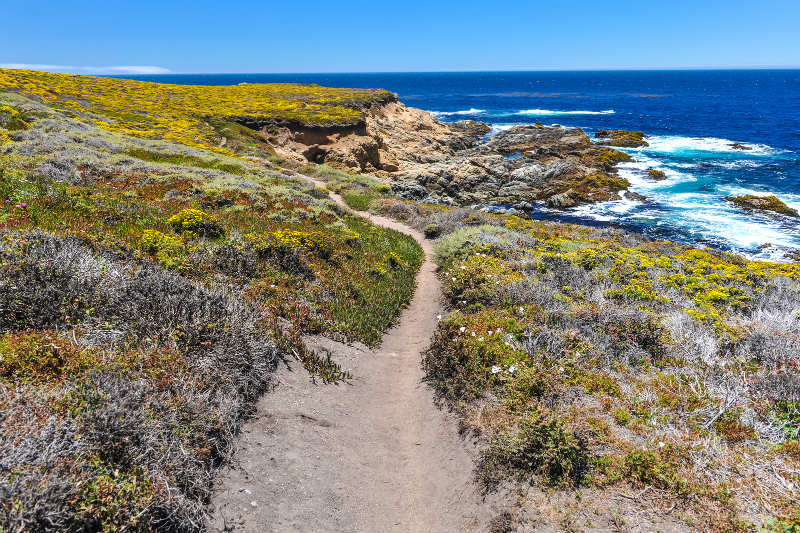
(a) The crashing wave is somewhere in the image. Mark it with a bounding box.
[516,109,615,116]
[430,108,486,117]
[638,135,779,156]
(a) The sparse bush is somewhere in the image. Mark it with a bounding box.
[479,409,588,488]
[0,104,30,130]
[0,233,278,532]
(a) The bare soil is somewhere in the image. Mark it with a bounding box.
[209,178,501,532]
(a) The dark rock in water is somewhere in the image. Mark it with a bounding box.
[546,191,578,208]
[624,191,648,202]
[729,143,752,151]
[786,249,800,262]
[449,120,491,137]
[725,194,799,217]
[595,129,648,147]
[647,168,667,180]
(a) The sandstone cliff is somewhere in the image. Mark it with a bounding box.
[263,99,633,210]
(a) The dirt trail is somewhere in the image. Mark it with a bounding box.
[209,178,498,532]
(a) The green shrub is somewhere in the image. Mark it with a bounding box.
[341,190,375,210]
[126,148,247,175]
[624,445,689,495]
[613,407,632,426]
[434,224,514,269]
[167,208,224,238]
[479,409,588,488]
[423,223,441,239]
[0,104,30,130]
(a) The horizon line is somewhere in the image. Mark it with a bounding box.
[120,66,800,75]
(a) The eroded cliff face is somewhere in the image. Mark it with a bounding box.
[263,99,633,210]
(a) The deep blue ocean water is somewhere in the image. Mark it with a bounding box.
[121,71,800,259]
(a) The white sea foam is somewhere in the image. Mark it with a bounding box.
[688,209,795,249]
[430,108,486,117]
[638,135,778,156]
[516,109,615,116]
[616,156,695,190]
[487,123,516,135]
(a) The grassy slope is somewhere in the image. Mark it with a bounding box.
[373,198,800,533]
[0,71,419,532]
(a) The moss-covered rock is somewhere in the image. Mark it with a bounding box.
[725,194,798,217]
[595,129,648,147]
[647,168,667,180]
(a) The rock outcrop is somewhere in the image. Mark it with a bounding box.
[725,195,799,217]
[729,143,752,151]
[264,101,634,210]
[595,129,649,147]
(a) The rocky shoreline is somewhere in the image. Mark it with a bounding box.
[263,99,639,212]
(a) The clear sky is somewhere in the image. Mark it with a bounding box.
[2,0,799,74]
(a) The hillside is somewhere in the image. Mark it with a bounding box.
[0,70,418,532]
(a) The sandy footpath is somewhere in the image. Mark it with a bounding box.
[209,177,499,532]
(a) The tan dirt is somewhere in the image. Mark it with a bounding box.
[209,177,501,532]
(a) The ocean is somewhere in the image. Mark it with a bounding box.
[120,71,800,260]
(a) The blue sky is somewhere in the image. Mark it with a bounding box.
[2,0,799,73]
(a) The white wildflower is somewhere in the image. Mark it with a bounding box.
[459,326,466,333]
[491,365,502,374]
[488,330,493,335]
[436,314,442,321]
[478,336,484,341]
[508,364,517,374]
[452,277,456,281]
[471,331,476,337]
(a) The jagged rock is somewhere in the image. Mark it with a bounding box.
[485,125,590,154]
[449,120,491,137]
[729,143,752,151]
[647,168,667,180]
[595,129,648,147]
[546,191,578,208]
[390,180,428,200]
[268,100,634,210]
[725,195,799,217]
[624,191,648,202]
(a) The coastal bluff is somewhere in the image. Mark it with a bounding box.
[263,100,634,210]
